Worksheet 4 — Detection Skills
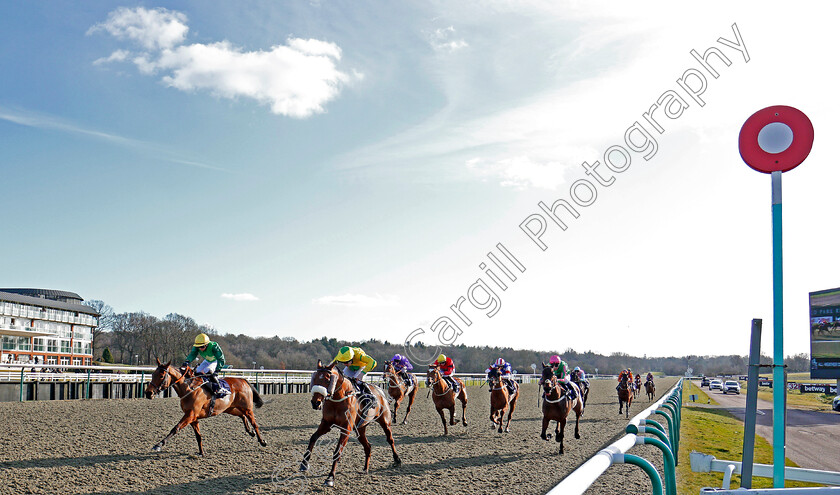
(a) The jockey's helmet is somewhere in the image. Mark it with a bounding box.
[194,333,210,347]
[336,346,354,362]
[549,354,561,365]
[574,366,581,372]
[437,354,447,364]
[392,353,402,362]
[495,358,505,367]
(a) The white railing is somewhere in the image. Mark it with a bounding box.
[0,364,545,385]
[547,379,683,495]
[691,452,840,491]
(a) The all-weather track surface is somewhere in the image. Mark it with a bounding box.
[0,377,678,494]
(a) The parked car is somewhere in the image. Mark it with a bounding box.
[833,395,840,412]
[709,379,723,391]
[723,380,741,394]
[700,377,710,387]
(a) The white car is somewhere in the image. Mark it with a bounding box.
[709,379,723,391]
[723,380,741,394]
[833,395,840,412]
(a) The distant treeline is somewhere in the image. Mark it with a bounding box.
[95,310,810,375]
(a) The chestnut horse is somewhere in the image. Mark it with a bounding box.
[539,364,583,454]
[145,359,266,455]
[487,367,519,433]
[645,379,656,401]
[300,361,400,487]
[383,360,418,425]
[618,374,633,418]
[426,364,468,435]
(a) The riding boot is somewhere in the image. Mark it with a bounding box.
[207,373,226,399]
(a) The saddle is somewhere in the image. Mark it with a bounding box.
[204,378,231,416]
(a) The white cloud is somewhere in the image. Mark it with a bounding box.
[466,156,569,190]
[221,293,259,301]
[312,293,400,308]
[430,26,468,53]
[93,49,130,66]
[88,7,188,51]
[89,7,354,118]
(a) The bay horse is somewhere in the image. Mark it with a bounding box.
[383,360,418,425]
[570,371,590,407]
[617,374,633,418]
[633,375,641,399]
[145,359,266,455]
[300,360,400,487]
[645,379,656,401]
[539,364,583,455]
[487,367,518,433]
[426,363,468,435]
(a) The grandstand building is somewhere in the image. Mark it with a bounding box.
[0,289,100,366]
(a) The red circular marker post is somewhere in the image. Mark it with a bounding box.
[739,105,813,173]
[739,105,813,488]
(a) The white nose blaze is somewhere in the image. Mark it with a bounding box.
[311,385,329,396]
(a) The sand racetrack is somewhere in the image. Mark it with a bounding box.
[0,377,678,494]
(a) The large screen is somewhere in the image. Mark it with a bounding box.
[809,287,840,379]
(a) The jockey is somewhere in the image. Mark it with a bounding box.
[434,354,460,396]
[617,369,629,391]
[547,354,576,400]
[572,366,589,389]
[390,353,414,386]
[330,346,377,395]
[646,372,654,383]
[486,358,516,395]
[183,333,227,399]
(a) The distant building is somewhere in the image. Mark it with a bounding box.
[0,289,100,366]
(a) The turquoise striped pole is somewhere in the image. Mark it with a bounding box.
[771,170,785,487]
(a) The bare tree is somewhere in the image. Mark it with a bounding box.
[83,299,115,359]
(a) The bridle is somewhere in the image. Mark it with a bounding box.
[148,366,191,396]
[426,367,452,397]
[384,363,406,391]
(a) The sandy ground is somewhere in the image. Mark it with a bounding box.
[0,377,678,494]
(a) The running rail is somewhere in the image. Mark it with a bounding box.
[691,451,840,489]
[546,378,683,495]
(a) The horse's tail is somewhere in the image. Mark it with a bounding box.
[250,382,264,408]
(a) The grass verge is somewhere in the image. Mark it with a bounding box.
[677,383,819,493]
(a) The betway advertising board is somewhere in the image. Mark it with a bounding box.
[809,287,840,379]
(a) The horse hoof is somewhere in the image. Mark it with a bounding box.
[259,439,267,447]
[505,428,510,433]
[575,433,581,440]
[299,463,309,472]
[324,478,335,487]
[152,445,161,452]
[559,448,564,455]
[394,456,402,466]
[555,436,562,443]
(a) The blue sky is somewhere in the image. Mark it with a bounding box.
[2,1,839,359]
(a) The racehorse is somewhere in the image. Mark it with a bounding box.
[145,359,266,455]
[633,375,641,400]
[383,360,418,425]
[539,364,583,455]
[645,379,656,401]
[570,371,590,407]
[426,363,469,435]
[487,367,519,433]
[300,360,400,487]
[618,374,633,418]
